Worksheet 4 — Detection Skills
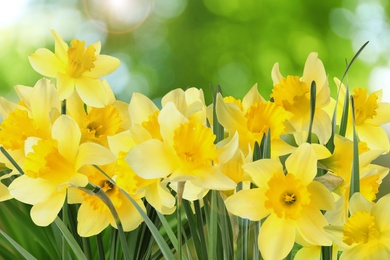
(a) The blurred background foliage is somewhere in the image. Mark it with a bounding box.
[0,0,390,195]
[2,0,390,103]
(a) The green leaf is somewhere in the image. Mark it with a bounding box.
[54,217,87,260]
[0,228,38,260]
[307,81,316,144]
[349,96,360,198]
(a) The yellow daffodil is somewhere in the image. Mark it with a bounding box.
[29,30,120,108]
[107,130,176,214]
[225,143,334,260]
[271,52,332,145]
[0,78,60,169]
[66,80,130,147]
[320,134,389,225]
[326,192,390,259]
[334,78,390,152]
[8,115,116,226]
[69,162,145,237]
[216,84,294,157]
[126,102,237,191]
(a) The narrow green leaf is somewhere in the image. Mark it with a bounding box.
[193,200,208,259]
[0,147,25,175]
[307,81,316,143]
[212,85,224,143]
[349,96,360,198]
[0,228,38,260]
[54,217,87,260]
[338,86,350,137]
[156,212,179,253]
[209,190,218,260]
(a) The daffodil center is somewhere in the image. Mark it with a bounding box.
[352,88,379,125]
[24,139,74,184]
[83,105,122,144]
[173,119,218,171]
[224,96,243,110]
[67,40,96,78]
[360,174,380,202]
[142,110,162,140]
[0,109,37,150]
[265,173,310,220]
[271,75,310,113]
[244,101,288,142]
[343,211,379,246]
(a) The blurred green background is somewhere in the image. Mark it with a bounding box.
[0,0,390,196]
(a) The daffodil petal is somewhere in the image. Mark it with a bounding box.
[216,93,247,134]
[301,52,327,94]
[145,181,176,214]
[367,102,390,125]
[114,195,145,231]
[294,246,321,260]
[84,55,120,78]
[242,84,265,111]
[225,188,269,221]
[51,29,68,63]
[286,143,317,185]
[29,48,63,78]
[349,192,373,215]
[217,132,239,164]
[128,92,159,125]
[126,139,174,179]
[52,115,81,163]
[107,131,136,157]
[0,183,11,201]
[8,175,54,204]
[57,73,75,100]
[372,193,390,232]
[158,102,188,145]
[271,62,283,85]
[75,78,108,108]
[259,214,295,260]
[14,84,33,109]
[31,191,66,226]
[77,201,110,237]
[307,181,335,210]
[190,168,236,190]
[297,207,332,246]
[357,124,390,152]
[243,159,282,188]
[75,142,116,170]
[0,97,24,119]
[161,88,186,113]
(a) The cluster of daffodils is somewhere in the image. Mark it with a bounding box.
[0,30,390,259]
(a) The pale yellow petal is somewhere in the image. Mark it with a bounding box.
[286,143,317,185]
[128,92,159,125]
[294,246,321,260]
[259,214,295,260]
[242,84,265,112]
[158,102,188,145]
[9,175,54,204]
[28,48,64,77]
[271,62,284,85]
[114,195,144,231]
[324,195,348,226]
[324,225,346,248]
[69,173,89,188]
[101,79,116,104]
[217,132,238,164]
[372,193,390,232]
[145,181,176,214]
[52,115,81,163]
[301,52,327,94]
[171,181,208,202]
[357,124,390,152]
[75,78,108,108]
[31,78,59,130]
[349,192,372,216]
[0,97,24,119]
[77,201,110,237]
[14,84,33,109]
[51,29,68,63]
[57,73,75,100]
[367,102,390,125]
[107,131,136,157]
[311,143,331,159]
[307,181,335,210]
[216,93,247,134]
[225,188,269,221]
[190,168,236,190]
[0,183,11,201]
[126,139,174,179]
[341,243,388,260]
[297,207,332,246]
[84,55,120,78]
[243,159,282,188]
[75,142,116,170]
[161,88,186,113]
[31,191,66,226]
[312,109,332,144]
